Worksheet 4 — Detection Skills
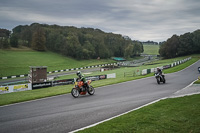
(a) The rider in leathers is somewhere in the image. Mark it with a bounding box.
[76,71,89,91]
[156,67,162,75]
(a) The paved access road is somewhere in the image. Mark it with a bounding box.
[0,60,200,133]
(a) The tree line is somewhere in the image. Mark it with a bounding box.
[142,41,159,45]
[159,29,200,58]
[0,23,144,59]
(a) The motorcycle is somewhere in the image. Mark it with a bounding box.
[71,79,95,98]
[155,73,166,84]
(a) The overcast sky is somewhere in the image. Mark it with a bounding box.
[0,0,200,42]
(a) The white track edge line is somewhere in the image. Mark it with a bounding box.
[170,79,199,98]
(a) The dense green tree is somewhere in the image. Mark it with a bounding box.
[64,34,82,58]
[31,26,46,51]
[124,44,134,58]
[82,41,95,59]
[11,23,144,59]
[0,38,9,49]
[132,41,144,56]
[159,30,200,58]
[178,32,194,56]
[0,28,10,49]
[159,42,167,58]
[10,34,18,47]
[159,35,180,58]
[192,30,200,53]
[0,28,10,37]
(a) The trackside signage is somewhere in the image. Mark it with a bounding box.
[32,73,115,89]
[0,83,32,94]
[0,73,116,93]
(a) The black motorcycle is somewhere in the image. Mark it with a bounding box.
[155,73,166,84]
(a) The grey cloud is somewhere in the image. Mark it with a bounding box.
[0,0,200,42]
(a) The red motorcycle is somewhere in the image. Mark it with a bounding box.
[71,79,95,98]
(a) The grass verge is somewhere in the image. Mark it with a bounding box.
[0,49,115,77]
[194,79,200,84]
[77,94,200,133]
[0,55,199,106]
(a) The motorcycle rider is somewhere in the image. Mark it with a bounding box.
[155,67,166,84]
[76,71,89,91]
[156,67,164,81]
[156,67,162,75]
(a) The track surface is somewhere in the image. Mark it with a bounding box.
[0,60,200,133]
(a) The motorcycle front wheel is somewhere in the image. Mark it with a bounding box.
[87,86,95,95]
[157,78,160,84]
[71,88,79,98]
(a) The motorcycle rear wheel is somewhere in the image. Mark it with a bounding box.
[71,88,79,98]
[87,86,95,95]
[163,77,166,83]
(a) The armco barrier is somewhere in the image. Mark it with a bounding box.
[141,57,191,75]
[142,69,147,75]
[151,68,155,73]
[147,69,151,74]
[163,64,171,69]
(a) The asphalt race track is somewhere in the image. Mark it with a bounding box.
[0,60,200,133]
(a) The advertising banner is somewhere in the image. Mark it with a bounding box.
[12,83,32,92]
[32,82,52,89]
[107,73,116,79]
[0,86,9,94]
[86,76,99,81]
[99,75,107,79]
[52,79,74,86]
[163,65,171,69]
[0,83,32,94]
[136,69,140,75]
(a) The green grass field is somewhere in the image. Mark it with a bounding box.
[0,44,159,77]
[143,44,159,55]
[0,49,115,77]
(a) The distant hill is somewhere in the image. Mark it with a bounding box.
[142,44,159,55]
[1,23,143,59]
